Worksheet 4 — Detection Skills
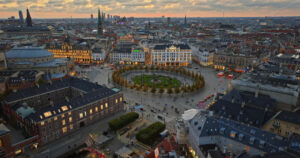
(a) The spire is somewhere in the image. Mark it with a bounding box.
[26,8,32,27]
[97,8,103,36]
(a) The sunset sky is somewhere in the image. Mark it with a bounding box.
[1,0,300,18]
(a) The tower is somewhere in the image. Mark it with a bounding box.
[19,10,24,25]
[184,15,187,25]
[26,8,32,27]
[102,12,105,24]
[97,8,103,36]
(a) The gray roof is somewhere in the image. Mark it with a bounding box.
[0,124,10,136]
[4,77,104,103]
[191,114,290,154]
[5,47,53,59]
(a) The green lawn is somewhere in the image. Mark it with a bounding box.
[132,75,181,88]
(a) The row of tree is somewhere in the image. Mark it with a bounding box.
[112,65,205,94]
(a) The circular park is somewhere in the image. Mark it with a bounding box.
[112,65,205,94]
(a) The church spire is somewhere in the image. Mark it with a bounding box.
[97,8,103,36]
[26,8,33,27]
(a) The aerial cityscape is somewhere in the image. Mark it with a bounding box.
[1,0,300,158]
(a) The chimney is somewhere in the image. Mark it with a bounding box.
[241,101,245,108]
[255,85,259,98]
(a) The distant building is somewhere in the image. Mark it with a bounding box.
[18,10,24,25]
[193,49,214,66]
[47,36,92,65]
[98,9,103,36]
[151,44,192,66]
[213,51,258,72]
[2,77,124,145]
[110,46,145,64]
[5,47,70,74]
[25,8,32,27]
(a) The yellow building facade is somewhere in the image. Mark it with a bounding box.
[47,42,92,65]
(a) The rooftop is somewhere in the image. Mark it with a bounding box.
[5,47,53,59]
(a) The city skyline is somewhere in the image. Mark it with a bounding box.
[1,0,300,18]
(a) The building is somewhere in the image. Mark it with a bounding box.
[193,49,214,66]
[2,77,124,145]
[0,123,38,157]
[270,53,300,72]
[47,36,92,65]
[231,71,300,108]
[151,44,192,66]
[262,110,300,138]
[5,47,70,74]
[98,9,103,36]
[0,52,7,70]
[187,110,300,157]
[213,51,257,72]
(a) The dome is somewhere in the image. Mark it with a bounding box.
[6,47,53,59]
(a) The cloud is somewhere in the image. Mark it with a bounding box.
[1,0,300,17]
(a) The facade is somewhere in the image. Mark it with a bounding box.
[2,77,124,145]
[193,49,214,66]
[262,111,300,138]
[47,40,92,65]
[151,44,192,66]
[5,47,69,74]
[110,47,145,64]
[213,52,257,72]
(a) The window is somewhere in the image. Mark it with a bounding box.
[0,140,2,147]
[41,121,45,126]
[69,117,72,122]
[62,127,67,133]
[61,114,65,118]
[120,97,123,102]
[105,103,108,108]
[79,113,83,119]
[54,117,57,121]
[62,120,66,126]
[100,105,104,110]
[115,99,118,103]
[61,106,68,111]
[70,124,73,130]
[68,112,71,115]
[90,109,93,114]
[95,107,98,112]
[44,111,52,118]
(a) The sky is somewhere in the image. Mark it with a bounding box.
[1,0,300,18]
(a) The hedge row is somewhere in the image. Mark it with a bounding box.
[136,122,166,145]
[108,112,139,131]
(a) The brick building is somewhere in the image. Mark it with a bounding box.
[2,77,124,145]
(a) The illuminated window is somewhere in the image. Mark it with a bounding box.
[40,115,43,119]
[62,127,67,133]
[61,106,68,111]
[95,107,98,112]
[230,131,236,138]
[120,97,123,102]
[41,121,45,126]
[69,117,72,122]
[79,113,83,119]
[68,112,71,115]
[100,105,103,110]
[61,114,65,118]
[70,124,73,130]
[44,111,52,118]
[58,109,61,113]
[105,103,108,108]
[62,120,66,126]
[0,140,2,147]
[115,99,118,103]
[90,109,93,114]
[54,117,57,121]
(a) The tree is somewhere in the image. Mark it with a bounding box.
[175,86,180,94]
[136,84,142,91]
[151,86,156,93]
[167,86,173,94]
[159,86,164,94]
[143,84,149,92]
